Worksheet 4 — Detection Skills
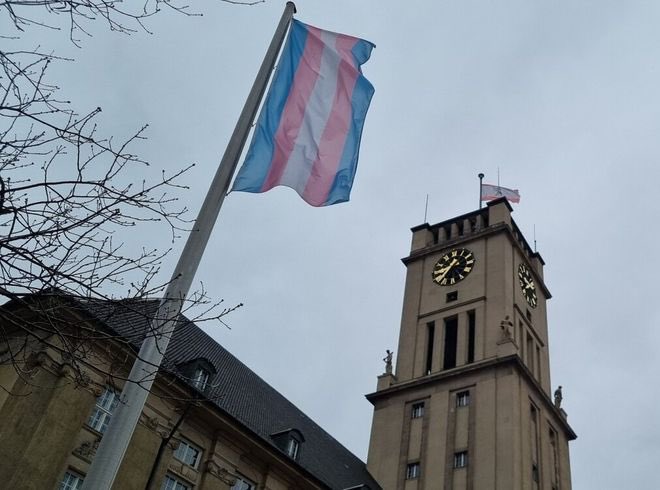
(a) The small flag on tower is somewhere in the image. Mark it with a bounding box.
[480,183,521,203]
[232,19,375,207]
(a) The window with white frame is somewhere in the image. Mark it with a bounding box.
[161,473,191,490]
[87,386,120,434]
[454,451,468,469]
[456,391,470,408]
[411,402,425,419]
[59,470,84,490]
[173,438,202,469]
[231,475,256,490]
[406,462,420,479]
[192,367,210,390]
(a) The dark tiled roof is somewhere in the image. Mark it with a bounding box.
[73,297,380,490]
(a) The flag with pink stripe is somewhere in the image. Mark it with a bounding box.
[481,183,521,203]
[232,19,375,207]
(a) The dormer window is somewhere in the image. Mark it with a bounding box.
[176,357,216,393]
[270,428,305,461]
[192,367,210,390]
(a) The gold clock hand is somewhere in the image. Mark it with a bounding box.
[434,265,450,277]
[435,258,458,282]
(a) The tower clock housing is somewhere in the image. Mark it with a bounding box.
[366,198,575,490]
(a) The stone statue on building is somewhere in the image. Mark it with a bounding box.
[554,385,563,408]
[500,315,514,340]
[383,350,393,374]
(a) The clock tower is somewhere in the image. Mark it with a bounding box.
[366,198,576,490]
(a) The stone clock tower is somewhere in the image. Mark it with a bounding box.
[366,198,576,490]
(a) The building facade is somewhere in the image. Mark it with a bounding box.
[0,198,575,490]
[366,198,576,490]
[0,295,379,490]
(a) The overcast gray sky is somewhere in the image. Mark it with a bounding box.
[8,1,660,488]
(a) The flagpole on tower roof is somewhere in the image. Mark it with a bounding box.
[81,3,297,488]
[478,173,484,209]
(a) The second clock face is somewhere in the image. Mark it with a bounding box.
[432,248,475,286]
[518,263,538,308]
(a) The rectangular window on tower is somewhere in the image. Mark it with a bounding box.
[549,426,559,489]
[406,462,421,479]
[425,321,435,375]
[526,332,534,369]
[467,310,475,364]
[530,405,540,489]
[453,451,468,469]
[411,402,425,419]
[456,391,470,407]
[443,316,458,370]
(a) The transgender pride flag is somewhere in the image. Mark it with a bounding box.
[232,19,375,207]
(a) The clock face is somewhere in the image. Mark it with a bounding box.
[518,263,538,308]
[432,248,475,286]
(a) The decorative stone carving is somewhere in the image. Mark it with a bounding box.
[205,460,237,486]
[60,350,75,364]
[53,353,93,390]
[73,439,100,461]
[25,350,50,370]
[77,370,92,388]
[180,465,195,480]
[89,383,104,397]
[168,460,184,475]
[499,315,514,341]
[139,413,163,435]
[57,362,76,379]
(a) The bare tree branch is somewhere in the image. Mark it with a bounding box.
[2,0,264,45]
[0,0,248,394]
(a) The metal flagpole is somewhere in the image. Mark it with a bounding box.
[82,3,297,488]
[478,173,484,209]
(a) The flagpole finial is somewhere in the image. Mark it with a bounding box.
[286,1,297,13]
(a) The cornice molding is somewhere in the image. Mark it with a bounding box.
[366,354,576,440]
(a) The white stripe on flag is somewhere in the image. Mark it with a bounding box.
[280,30,340,191]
